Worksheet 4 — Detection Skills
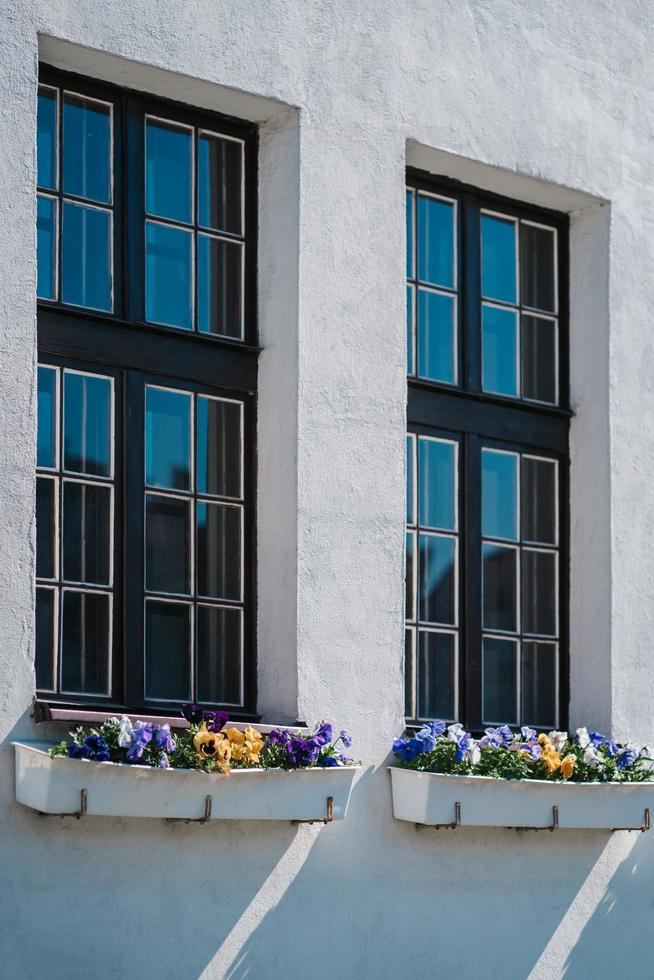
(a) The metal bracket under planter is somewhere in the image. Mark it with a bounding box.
[38,788,88,819]
[415,801,651,833]
[293,796,334,825]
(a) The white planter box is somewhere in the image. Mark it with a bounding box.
[390,766,654,831]
[13,742,357,822]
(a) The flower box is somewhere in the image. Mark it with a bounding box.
[13,742,358,822]
[389,767,654,831]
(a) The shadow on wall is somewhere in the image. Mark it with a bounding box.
[1,746,650,980]
[561,830,654,980]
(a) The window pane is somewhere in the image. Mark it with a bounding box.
[197,234,242,338]
[522,457,557,545]
[37,88,57,190]
[61,590,110,694]
[145,222,193,330]
[406,190,413,278]
[145,494,191,595]
[483,636,517,724]
[406,435,415,525]
[522,315,556,404]
[481,214,516,304]
[404,628,415,718]
[63,372,112,477]
[35,588,55,691]
[482,450,518,541]
[419,534,456,626]
[197,502,241,601]
[61,202,112,311]
[63,94,111,204]
[482,543,517,632]
[405,531,415,622]
[521,223,555,313]
[198,133,242,235]
[418,631,455,720]
[482,305,518,396]
[145,387,192,491]
[522,642,557,727]
[522,549,557,637]
[197,605,242,705]
[36,478,56,579]
[145,600,190,701]
[418,438,456,531]
[62,482,112,586]
[37,195,57,301]
[37,366,57,469]
[146,119,192,223]
[417,289,455,384]
[417,195,454,288]
[406,285,414,375]
[196,396,242,498]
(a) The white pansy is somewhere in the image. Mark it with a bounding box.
[583,744,603,769]
[575,727,591,749]
[465,743,481,765]
[447,723,464,742]
[548,731,568,753]
[118,715,134,748]
[508,736,523,753]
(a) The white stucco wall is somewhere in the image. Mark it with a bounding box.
[0,2,653,978]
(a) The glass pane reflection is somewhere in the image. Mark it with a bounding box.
[482,543,517,632]
[522,641,557,727]
[145,599,190,701]
[37,366,57,469]
[37,88,57,190]
[482,450,518,541]
[522,315,556,404]
[482,636,517,724]
[417,289,455,383]
[418,438,456,531]
[418,195,454,288]
[196,396,242,499]
[419,534,456,626]
[61,202,112,311]
[37,195,57,301]
[482,305,518,396]
[62,481,112,586]
[63,372,112,477]
[145,387,191,491]
[197,235,242,338]
[197,605,242,705]
[146,119,192,223]
[197,502,241,601]
[198,133,242,235]
[418,630,455,720]
[35,588,55,691]
[63,94,111,204]
[145,222,193,330]
[522,549,557,637]
[521,223,555,313]
[481,214,516,303]
[522,457,557,545]
[145,494,191,595]
[36,478,56,579]
[61,590,110,694]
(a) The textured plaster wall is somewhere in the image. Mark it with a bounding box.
[0,2,653,978]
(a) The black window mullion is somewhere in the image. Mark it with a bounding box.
[462,194,481,393]
[124,96,145,324]
[123,370,146,708]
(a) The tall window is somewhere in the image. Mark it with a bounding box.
[405,173,569,731]
[35,67,257,718]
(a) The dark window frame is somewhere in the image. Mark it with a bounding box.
[36,64,259,721]
[406,169,570,734]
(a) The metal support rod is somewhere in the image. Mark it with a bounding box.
[198,795,212,824]
[77,788,87,819]
[416,801,461,831]
[610,807,651,833]
[293,796,334,825]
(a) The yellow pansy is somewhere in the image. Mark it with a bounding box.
[193,724,231,773]
[224,726,264,765]
[560,754,576,780]
[541,748,561,773]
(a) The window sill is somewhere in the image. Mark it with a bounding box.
[13,742,358,823]
[389,767,653,831]
[32,700,285,732]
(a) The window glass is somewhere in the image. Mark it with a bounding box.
[145,387,192,491]
[482,305,518,396]
[197,605,242,705]
[145,494,192,595]
[198,133,242,235]
[197,235,242,338]
[196,396,242,499]
[483,636,518,724]
[145,222,193,330]
[521,315,556,404]
[36,196,57,301]
[62,481,112,585]
[418,631,456,720]
[37,366,58,469]
[63,372,113,477]
[418,195,454,288]
[146,119,192,223]
[63,94,112,204]
[145,600,191,701]
[61,202,112,311]
[61,590,110,694]
[418,438,456,531]
[481,214,516,304]
[482,450,518,541]
[521,223,555,313]
[417,289,456,384]
[37,87,58,190]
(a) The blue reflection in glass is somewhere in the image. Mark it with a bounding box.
[481,214,516,303]
[198,133,242,234]
[146,120,192,223]
[419,534,456,626]
[482,449,518,541]
[37,88,57,190]
[37,366,57,468]
[406,190,413,278]
[64,372,112,477]
[61,202,112,311]
[482,305,518,396]
[406,435,414,525]
[197,235,242,338]
[63,94,111,204]
[145,222,193,330]
[418,438,456,531]
[37,195,57,300]
[145,387,192,491]
[418,195,454,288]
[406,286,414,374]
[418,289,455,383]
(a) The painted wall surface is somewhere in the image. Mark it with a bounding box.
[0,2,653,978]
